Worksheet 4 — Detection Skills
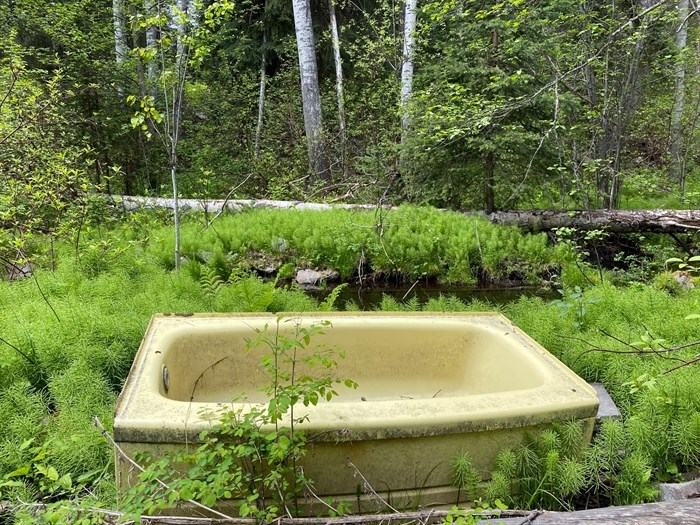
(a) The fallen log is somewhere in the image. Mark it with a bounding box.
[114,195,382,213]
[486,209,700,233]
[3,499,699,525]
[483,498,700,524]
[113,195,700,233]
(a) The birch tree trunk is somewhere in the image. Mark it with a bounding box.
[400,0,417,136]
[292,0,329,180]
[329,0,346,163]
[144,0,158,98]
[254,34,267,158]
[112,0,128,97]
[670,0,688,192]
[116,196,700,234]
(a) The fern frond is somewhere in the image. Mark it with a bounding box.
[200,266,224,298]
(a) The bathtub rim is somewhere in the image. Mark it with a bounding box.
[114,312,598,443]
[114,312,599,443]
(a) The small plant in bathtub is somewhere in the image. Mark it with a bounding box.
[120,316,357,520]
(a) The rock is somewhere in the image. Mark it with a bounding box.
[673,271,695,290]
[271,238,288,252]
[658,477,700,501]
[198,251,214,263]
[6,261,32,280]
[295,269,340,287]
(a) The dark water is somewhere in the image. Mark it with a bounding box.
[306,282,558,310]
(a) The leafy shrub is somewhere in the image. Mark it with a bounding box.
[120,317,357,520]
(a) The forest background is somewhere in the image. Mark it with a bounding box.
[3,0,700,218]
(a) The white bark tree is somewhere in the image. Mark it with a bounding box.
[254,32,267,158]
[144,0,158,98]
[400,0,417,137]
[168,0,190,270]
[329,0,346,157]
[670,0,689,191]
[292,0,328,180]
[112,0,128,97]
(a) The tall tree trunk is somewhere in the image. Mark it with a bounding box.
[129,3,156,191]
[130,4,147,102]
[254,42,266,159]
[170,0,189,271]
[329,0,346,168]
[254,1,269,159]
[112,0,128,97]
[670,0,689,192]
[292,0,329,181]
[400,0,417,137]
[145,0,158,98]
[585,1,656,210]
[482,29,499,212]
[485,151,496,213]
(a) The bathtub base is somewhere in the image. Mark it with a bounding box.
[116,418,596,514]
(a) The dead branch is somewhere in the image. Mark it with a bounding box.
[559,332,700,373]
[346,459,399,514]
[517,510,543,524]
[116,195,700,233]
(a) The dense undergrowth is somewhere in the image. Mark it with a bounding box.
[1,208,700,522]
[142,206,563,284]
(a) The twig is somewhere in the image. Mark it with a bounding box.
[0,335,35,364]
[31,269,61,323]
[185,356,230,447]
[663,354,700,375]
[401,280,420,301]
[204,172,255,229]
[92,416,235,521]
[346,460,399,514]
[301,471,344,517]
[559,334,694,368]
[516,509,543,525]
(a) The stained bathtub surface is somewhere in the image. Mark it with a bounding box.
[115,312,599,508]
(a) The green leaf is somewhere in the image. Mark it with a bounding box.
[8,465,30,477]
[19,438,35,451]
[202,493,217,507]
[179,486,193,500]
[47,466,59,481]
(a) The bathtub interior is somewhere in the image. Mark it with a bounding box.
[160,318,547,404]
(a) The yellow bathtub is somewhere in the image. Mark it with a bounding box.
[114,312,598,510]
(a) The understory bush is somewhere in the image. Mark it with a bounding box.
[453,420,657,512]
[120,317,357,521]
